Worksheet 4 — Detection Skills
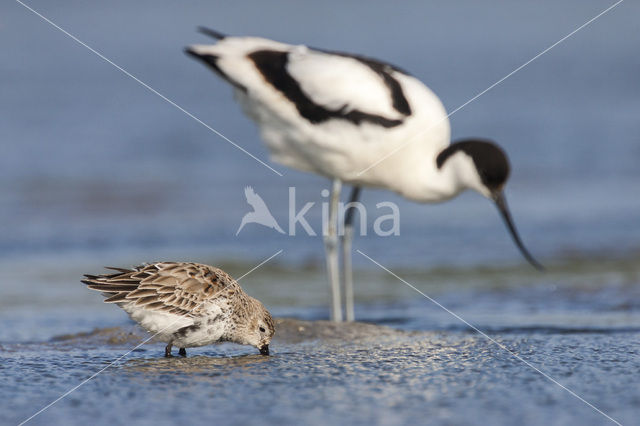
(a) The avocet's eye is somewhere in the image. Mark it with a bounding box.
[259,327,266,333]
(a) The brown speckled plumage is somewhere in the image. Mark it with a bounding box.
[82,262,275,356]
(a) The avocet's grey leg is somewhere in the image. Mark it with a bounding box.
[178,347,186,357]
[325,179,342,322]
[342,187,361,322]
[165,343,172,357]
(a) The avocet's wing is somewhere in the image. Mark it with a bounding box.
[186,36,413,128]
[282,47,412,127]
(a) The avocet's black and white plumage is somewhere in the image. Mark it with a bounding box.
[186,28,542,322]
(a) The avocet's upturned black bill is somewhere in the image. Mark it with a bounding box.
[186,28,543,321]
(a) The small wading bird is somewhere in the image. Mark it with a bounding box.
[82,262,275,356]
[186,28,542,322]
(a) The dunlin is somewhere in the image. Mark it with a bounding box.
[82,262,275,356]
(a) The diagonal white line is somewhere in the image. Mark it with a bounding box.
[357,0,625,176]
[18,249,284,426]
[14,0,283,177]
[356,249,622,426]
[236,249,283,281]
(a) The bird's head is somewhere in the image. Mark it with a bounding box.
[436,138,543,271]
[234,299,275,355]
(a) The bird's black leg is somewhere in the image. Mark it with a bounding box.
[179,348,187,357]
[165,343,173,357]
[342,186,361,322]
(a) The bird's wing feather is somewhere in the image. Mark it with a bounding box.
[285,47,408,119]
[188,38,411,123]
[82,263,236,317]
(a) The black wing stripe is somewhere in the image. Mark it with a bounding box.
[316,48,412,116]
[249,50,404,128]
[185,49,247,92]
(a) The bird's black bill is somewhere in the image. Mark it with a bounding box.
[259,345,270,355]
[494,192,544,271]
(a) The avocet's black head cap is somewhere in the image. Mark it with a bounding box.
[436,138,510,194]
[437,138,543,271]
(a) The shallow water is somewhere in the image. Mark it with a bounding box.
[2,0,640,425]
[3,325,640,426]
[2,259,640,425]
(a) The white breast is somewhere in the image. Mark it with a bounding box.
[122,302,227,348]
